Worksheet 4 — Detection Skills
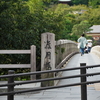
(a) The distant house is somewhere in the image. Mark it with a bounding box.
[86,25,100,41]
[58,0,71,5]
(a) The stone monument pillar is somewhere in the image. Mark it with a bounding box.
[41,32,55,86]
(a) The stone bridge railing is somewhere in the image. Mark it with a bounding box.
[55,39,79,69]
[91,46,100,58]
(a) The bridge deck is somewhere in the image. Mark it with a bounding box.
[1,53,100,100]
[58,53,100,86]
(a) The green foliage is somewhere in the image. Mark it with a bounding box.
[87,7,100,25]
[89,0,100,8]
[72,20,91,36]
[0,0,68,78]
[72,0,89,5]
[61,48,65,54]
[43,0,58,6]
[42,9,67,40]
[60,34,78,41]
[61,14,74,35]
[26,0,44,13]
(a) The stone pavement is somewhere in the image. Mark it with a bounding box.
[1,53,100,100]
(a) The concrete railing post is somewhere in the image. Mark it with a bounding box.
[7,70,15,100]
[30,45,36,80]
[80,63,87,100]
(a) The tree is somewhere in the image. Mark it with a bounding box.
[89,0,100,8]
[26,0,44,13]
[72,20,91,36]
[43,0,58,6]
[72,0,89,5]
[87,7,100,25]
[0,0,69,75]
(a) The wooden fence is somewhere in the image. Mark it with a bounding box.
[0,45,36,80]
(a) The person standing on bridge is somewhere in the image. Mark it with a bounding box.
[77,34,88,56]
[87,40,92,53]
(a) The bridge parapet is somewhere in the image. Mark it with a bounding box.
[55,39,76,45]
[55,39,79,68]
[91,46,100,58]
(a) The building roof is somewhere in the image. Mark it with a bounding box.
[87,25,100,33]
[58,0,71,2]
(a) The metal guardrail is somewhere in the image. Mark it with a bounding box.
[0,63,100,100]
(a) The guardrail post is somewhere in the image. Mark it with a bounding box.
[30,45,36,80]
[7,70,15,100]
[80,63,87,100]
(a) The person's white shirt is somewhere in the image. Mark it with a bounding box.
[88,42,92,47]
